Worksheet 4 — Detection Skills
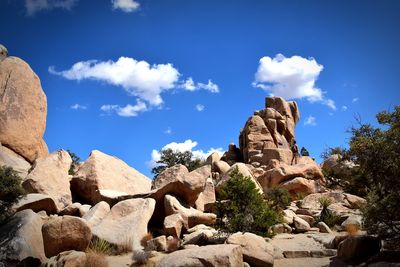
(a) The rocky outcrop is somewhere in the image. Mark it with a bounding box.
[226,232,274,267]
[22,150,72,212]
[70,150,152,204]
[42,216,92,258]
[0,143,31,178]
[0,210,46,265]
[195,177,216,212]
[322,154,355,177]
[92,198,155,250]
[0,49,48,163]
[155,244,243,267]
[13,193,57,214]
[216,163,263,194]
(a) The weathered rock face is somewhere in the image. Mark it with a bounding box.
[42,250,87,267]
[0,210,46,265]
[226,232,274,267]
[221,144,242,166]
[70,150,152,204]
[239,96,299,166]
[92,198,155,250]
[195,177,216,212]
[155,244,243,267]
[22,150,72,212]
[0,51,48,163]
[13,193,58,214]
[0,143,31,178]
[322,154,355,177]
[82,201,110,228]
[42,216,92,258]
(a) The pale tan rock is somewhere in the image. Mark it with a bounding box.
[296,214,315,226]
[23,150,72,212]
[78,204,91,217]
[146,236,168,252]
[155,244,243,267]
[0,210,46,264]
[92,198,155,250]
[280,177,320,196]
[216,163,263,194]
[283,209,296,224]
[206,152,221,166]
[195,177,216,212]
[153,164,189,189]
[317,222,332,233]
[300,192,360,211]
[344,193,366,209]
[322,154,355,177]
[0,44,7,61]
[163,213,184,238]
[0,143,31,178]
[182,227,216,245]
[262,148,293,166]
[42,250,86,267]
[226,232,274,267]
[42,215,92,258]
[164,194,216,229]
[70,150,151,204]
[59,203,82,216]
[293,216,311,233]
[213,160,231,174]
[13,193,57,214]
[0,55,48,162]
[82,201,110,228]
[268,223,292,235]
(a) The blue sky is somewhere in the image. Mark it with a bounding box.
[1,0,399,177]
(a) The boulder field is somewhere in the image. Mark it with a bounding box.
[0,45,385,266]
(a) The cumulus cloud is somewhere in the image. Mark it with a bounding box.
[180,78,219,93]
[195,104,205,112]
[304,115,317,126]
[50,57,219,114]
[25,0,78,16]
[111,0,140,12]
[100,100,147,117]
[253,54,336,110]
[70,103,87,110]
[147,139,224,169]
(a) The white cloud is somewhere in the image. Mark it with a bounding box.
[147,139,224,169]
[111,0,139,12]
[195,104,205,112]
[100,100,147,117]
[253,54,336,110]
[304,115,317,126]
[70,103,87,110]
[341,105,348,111]
[50,57,219,114]
[25,0,78,16]
[352,97,359,103]
[164,127,172,135]
[181,78,219,93]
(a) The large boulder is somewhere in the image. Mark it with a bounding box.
[226,232,274,267]
[13,193,57,214]
[300,192,365,212]
[0,52,48,163]
[337,235,381,264]
[22,150,72,212]
[0,209,46,265]
[322,154,355,177]
[164,194,216,229]
[82,201,110,228]
[92,198,155,250]
[0,143,31,178]
[216,163,263,194]
[42,216,92,258]
[70,150,152,204]
[155,244,243,267]
[280,177,321,196]
[195,177,216,212]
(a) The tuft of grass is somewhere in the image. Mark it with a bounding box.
[140,232,153,248]
[319,197,333,209]
[88,238,112,255]
[345,224,360,235]
[85,252,108,267]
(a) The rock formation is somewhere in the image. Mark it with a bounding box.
[0,46,48,163]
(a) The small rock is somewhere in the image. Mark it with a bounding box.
[317,221,332,233]
[293,216,311,233]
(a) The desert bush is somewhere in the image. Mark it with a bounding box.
[215,167,282,236]
[66,149,81,175]
[151,148,202,178]
[318,197,340,227]
[0,166,26,224]
[87,238,111,255]
[300,147,310,157]
[85,252,108,267]
[265,187,292,210]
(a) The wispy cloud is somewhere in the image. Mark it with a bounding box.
[195,104,205,112]
[100,100,147,117]
[25,0,78,16]
[70,103,87,110]
[304,115,317,126]
[111,0,140,13]
[341,105,348,111]
[253,53,336,110]
[352,97,359,103]
[164,127,172,135]
[147,139,224,169]
[50,57,219,117]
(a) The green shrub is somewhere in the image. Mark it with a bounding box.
[88,238,112,255]
[215,167,282,236]
[318,197,340,227]
[265,187,292,210]
[300,147,310,157]
[66,149,81,175]
[0,166,26,224]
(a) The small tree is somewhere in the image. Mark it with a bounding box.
[0,166,26,224]
[67,149,81,175]
[151,148,202,177]
[265,187,292,211]
[300,147,310,157]
[215,167,281,236]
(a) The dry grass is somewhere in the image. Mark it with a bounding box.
[85,252,108,267]
[87,237,112,255]
[346,224,360,235]
[131,250,154,266]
